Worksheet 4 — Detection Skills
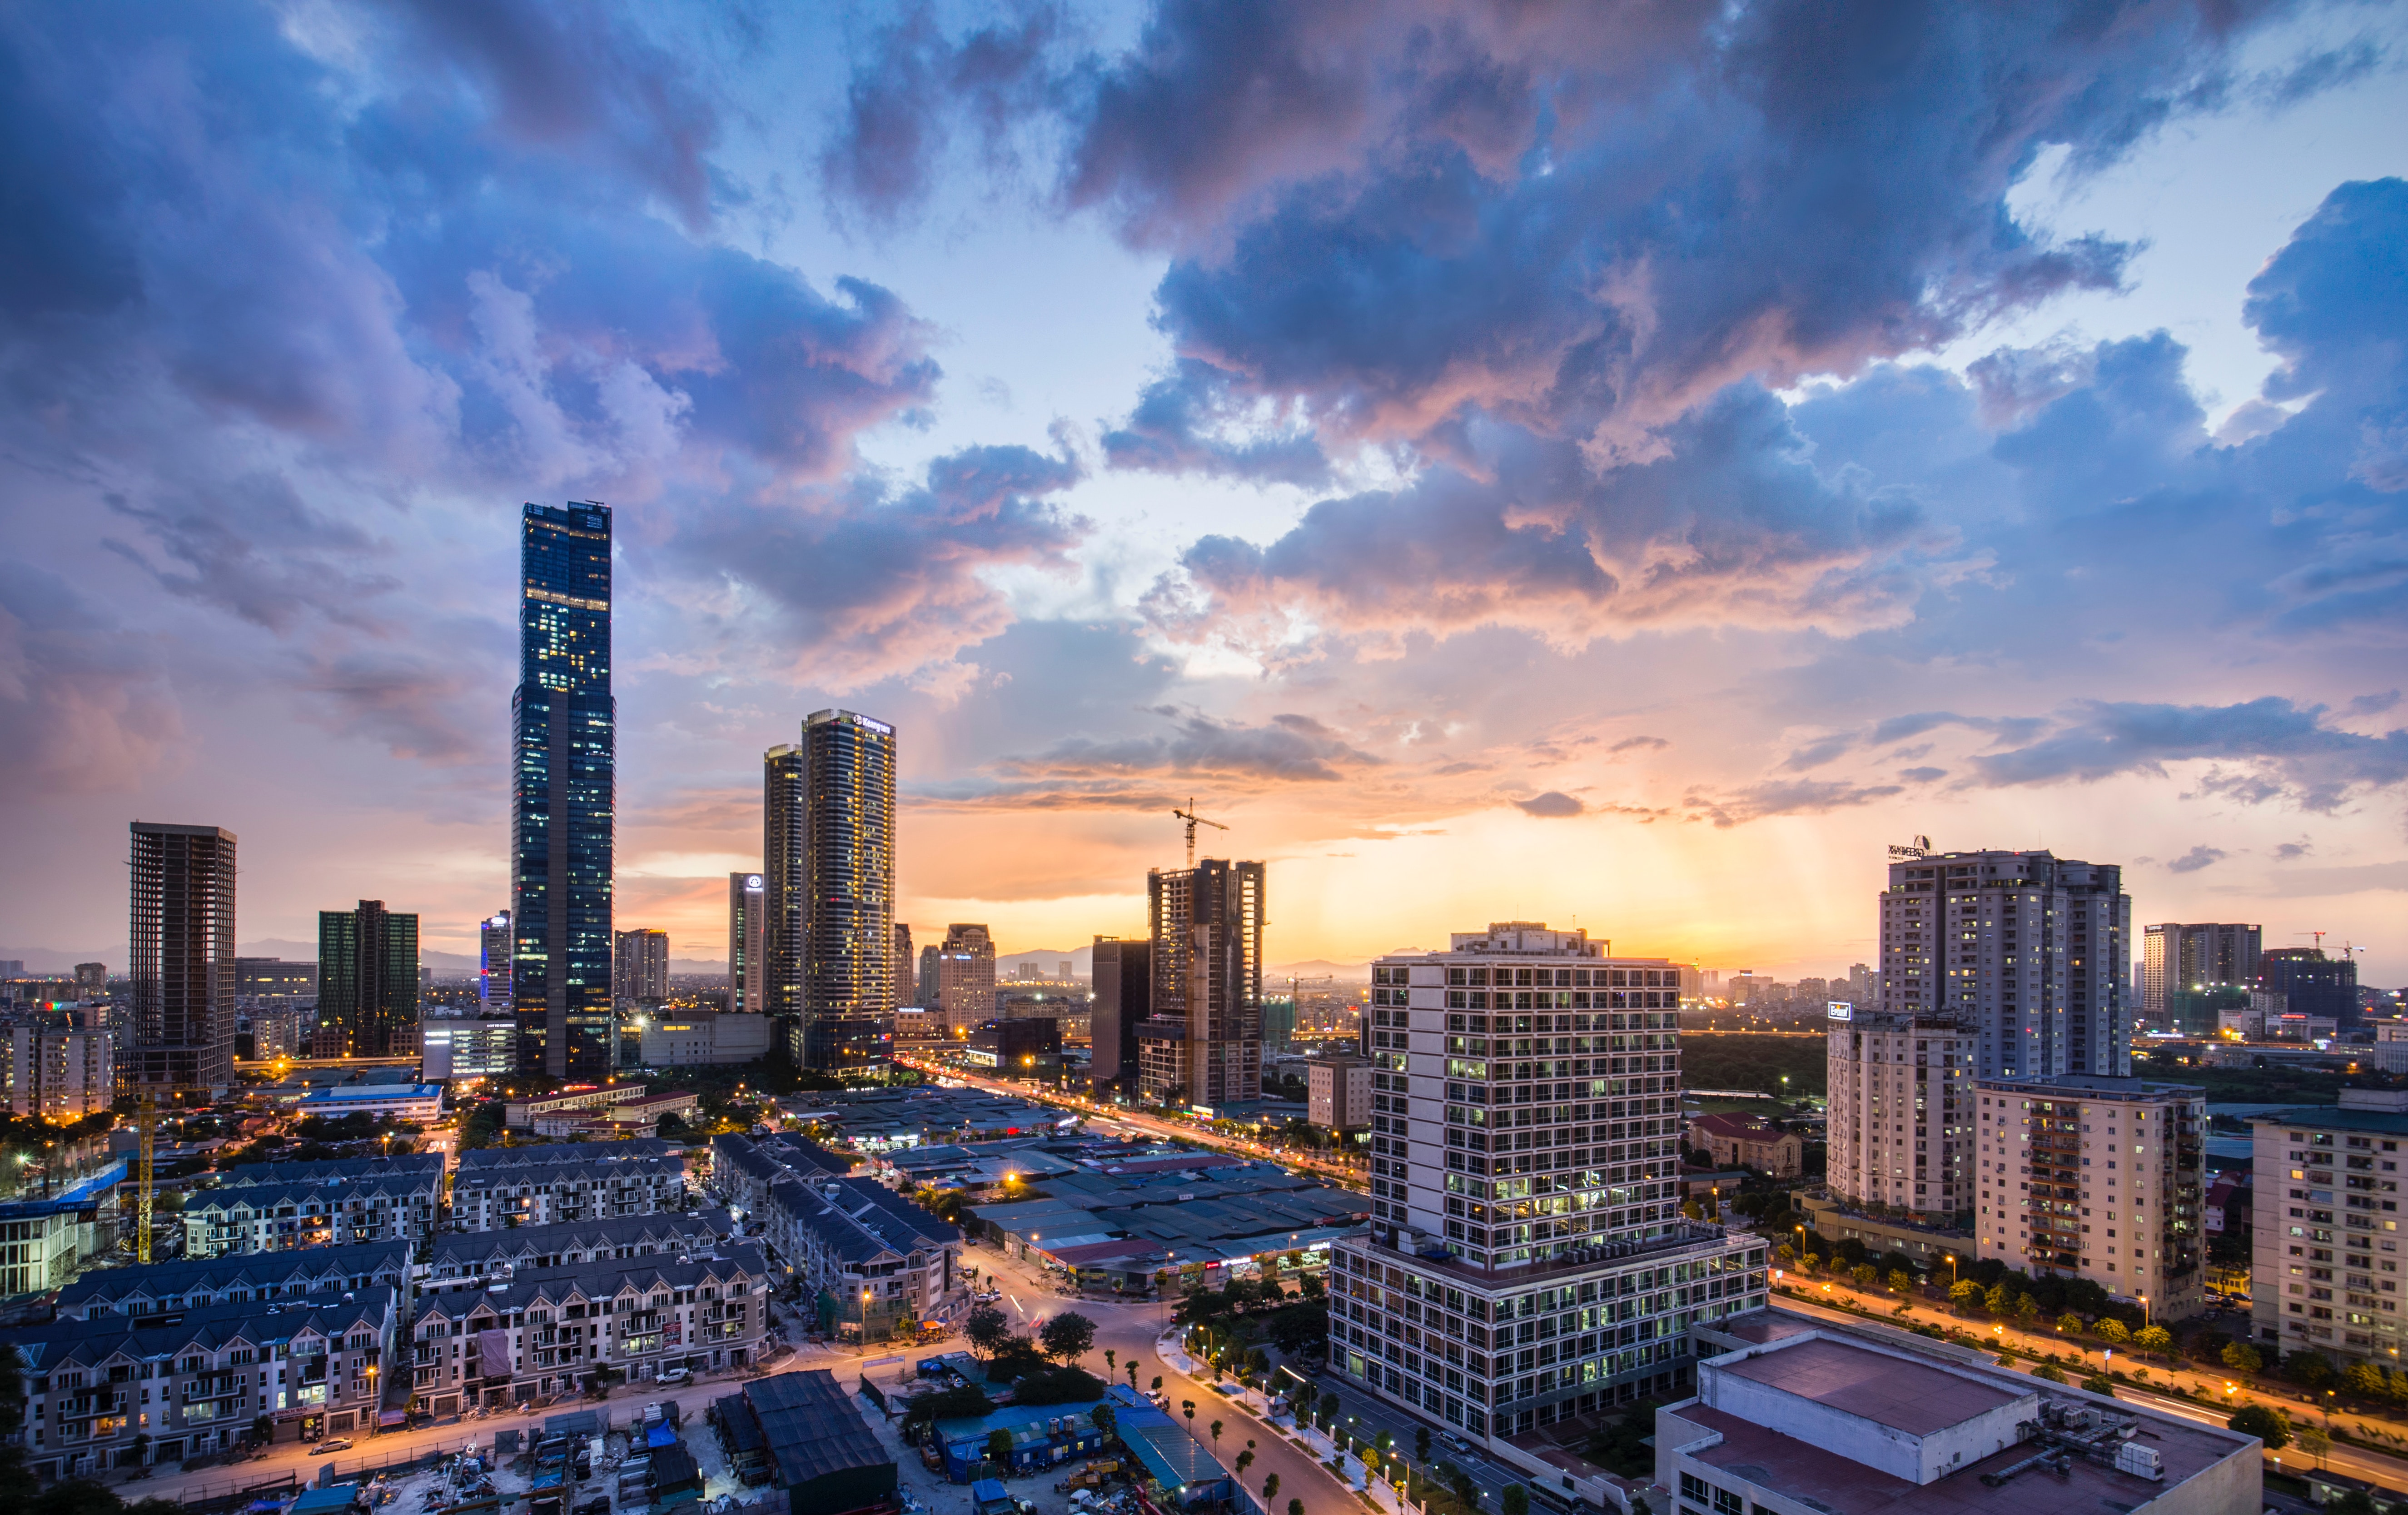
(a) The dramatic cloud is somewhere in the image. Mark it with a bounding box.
[1512,791,1583,818]
[1682,778,1905,830]
[0,565,184,796]
[998,708,1382,784]
[2167,845,2226,873]
[1968,698,2408,812]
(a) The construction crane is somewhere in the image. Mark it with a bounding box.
[136,1090,157,1263]
[1170,798,1228,870]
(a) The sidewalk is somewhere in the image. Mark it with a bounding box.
[1158,1331,1414,1515]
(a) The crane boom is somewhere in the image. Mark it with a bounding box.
[1170,797,1229,870]
[136,1091,156,1263]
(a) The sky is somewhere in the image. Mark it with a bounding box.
[2,0,2405,984]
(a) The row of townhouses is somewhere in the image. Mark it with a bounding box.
[711,1134,962,1343]
[423,1212,733,1282]
[11,1287,400,1481]
[408,1244,773,1413]
[448,1146,688,1231]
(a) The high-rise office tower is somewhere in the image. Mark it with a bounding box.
[916,944,940,1009]
[317,900,420,1057]
[893,923,915,1007]
[1089,936,1152,1096]
[1878,847,2131,1080]
[2141,922,2263,1027]
[511,501,615,1080]
[1332,921,1763,1440]
[728,873,766,1015]
[932,924,996,1035]
[1140,858,1266,1107]
[613,928,669,1004]
[768,708,897,1071]
[126,822,238,1095]
[479,911,512,1012]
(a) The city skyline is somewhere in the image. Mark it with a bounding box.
[1,6,2404,984]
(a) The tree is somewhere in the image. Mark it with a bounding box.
[1318,1393,1340,1430]
[1264,1475,1280,1505]
[2346,1361,2387,1398]
[1211,1420,1224,1451]
[1850,1263,1876,1289]
[1128,1361,1141,1390]
[1290,1501,1307,1515]
[1235,1450,1255,1479]
[2297,1425,2332,1470]
[2095,1317,2129,1348]
[2080,1375,2117,1398]
[2288,1350,2335,1389]
[1887,1270,1914,1296]
[1501,1485,1529,1515]
[2134,1325,2173,1360]
[2031,1363,2068,1383]
[1183,1400,1196,1428]
[1153,1376,1165,1394]
[2221,1342,2264,1376]
[1092,1403,1117,1440]
[986,1429,1015,1468]
[1799,1252,1821,1275]
[1949,1279,1981,1308]
[2014,1294,2040,1327]
[1985,1282,2011,1316]
[1040,1311,1097,1365]
[965,1301,1011,1360]
[2227,1402,2290,1451]
[1415,1426,1432,1465]
[1105,1349,1117,1377]
[2053,1312,2081,1335]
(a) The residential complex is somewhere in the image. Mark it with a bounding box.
[2140,922,2261,1027]
[2249,1087,2408,1365]
[478,909,512,1012]
[1975,1074,2207,1316]
[54,1241,410,1320]
[316,898,419,1057]
[183,1155,444,1258]
[927,923,998,1035]
[1140,858,1266,1107]
[713,1134,960,1342]
[408,1244,771,1410]
[125,820,239,1095]
[1878,847,2132,1080]
[613,927,669,1005]
[1331,921,1765,1443]
[512,500,617,1081]
[2258,946,2362,1028]
[5,1022,115,1117]
[1825,1010,1972,1217]
[423,1211,732,1282]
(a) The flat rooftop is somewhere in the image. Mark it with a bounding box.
[1678,1401,2238,1515]
[1719,1335,2020,1436]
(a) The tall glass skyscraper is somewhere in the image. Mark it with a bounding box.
[765,710,896,1071]
[511,501,615,1080]
[316,899,419,1057]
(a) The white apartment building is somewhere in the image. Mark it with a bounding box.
[1332,922,1765,1442]
[420,1017,516,1080]
[1974,1075,2207,1317]
[1880,848,2131,1081]
[2249,1088,2408,1365]
[5,1022,114,1117]
[1826,1010,1973,1217]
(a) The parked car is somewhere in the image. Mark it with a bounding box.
[312,1439,353,1455]
[658,1368,691,1385]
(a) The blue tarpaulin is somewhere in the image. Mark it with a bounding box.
[646,1423,678,1449]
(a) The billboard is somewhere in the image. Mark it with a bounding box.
[1826,1001,1855,1021]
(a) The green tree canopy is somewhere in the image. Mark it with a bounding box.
[2226,1403,2290,1450]
[1039,1311,1097,1364]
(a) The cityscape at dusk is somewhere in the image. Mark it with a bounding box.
[2,4,2407,1514]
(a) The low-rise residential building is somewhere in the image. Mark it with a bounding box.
[502,1083,651,1128]
[3,1286,401,1477]
[1684,1113,1803,1178]
[713,1131,850,1216]
[449,1142,687,1231]
[422,1211,733,1281]
[1308,1057,1371,1131]
[764,1175,959,1343]
[407,1244,771,1411]
[184,1156,444,1258]
[1975,1074,2208,1319]
[55,1241,408,1320]
[1662,1319,2259,1515]
[2249,1086,2408,1365]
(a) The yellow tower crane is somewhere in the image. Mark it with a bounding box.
[1170,798,1228,870]
[136,1091,158,1263]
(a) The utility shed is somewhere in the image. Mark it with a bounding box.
[740,1369,898,1515]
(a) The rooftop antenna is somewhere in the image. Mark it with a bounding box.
[1170,797,1228,870]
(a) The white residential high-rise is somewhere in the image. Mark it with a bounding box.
[728,873,766,1015]
[6,1023,115,1117]
[1331,921,1765,1442]
[2249,1088,2408,1366]
[1878,848,2132,1081]
[2141,922,2263,1029]
[1975,1074,2206,1315]
[1826,1010,1973,1218]
[478,911,512,1012]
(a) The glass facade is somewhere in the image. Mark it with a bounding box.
[796,709,896,1071]
[512,502,615,1080]
[316,899,420,1057]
